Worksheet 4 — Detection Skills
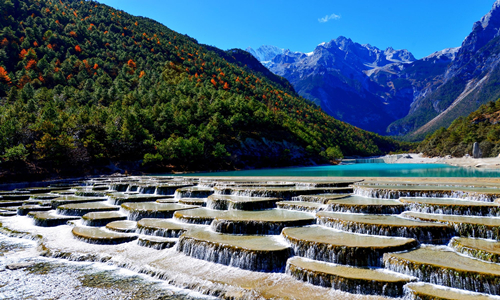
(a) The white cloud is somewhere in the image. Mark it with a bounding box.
[318,13,341,23]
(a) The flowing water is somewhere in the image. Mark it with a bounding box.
[3,175,500,299]
[0,235,215,300]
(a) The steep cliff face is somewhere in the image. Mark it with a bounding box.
[381,49,459,136]
[388,0,500,139]
[451,0,500,71]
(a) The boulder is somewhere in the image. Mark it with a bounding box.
[473,142,482,159]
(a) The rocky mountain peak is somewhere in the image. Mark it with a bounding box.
[384,47,416,63]
[334,36,354,50]
[479,0,500,29]
[461,0,500,54]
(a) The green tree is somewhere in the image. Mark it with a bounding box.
[2,144,29,162]
[325,146,344,161]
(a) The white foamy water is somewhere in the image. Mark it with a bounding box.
[0,232,216,300]
[0,215,380,299]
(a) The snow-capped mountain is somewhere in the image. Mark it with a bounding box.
[422,47,460,62]
[245,1,500,138]
[246,45,285,64]
[245,37,417,134]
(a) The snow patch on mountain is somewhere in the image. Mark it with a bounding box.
[422,47,460,62]
[246,45,285,62]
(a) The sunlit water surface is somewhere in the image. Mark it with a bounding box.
[175,163,500,178]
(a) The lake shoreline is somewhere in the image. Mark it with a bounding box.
[2,155,499,189]
[380,153,500,170]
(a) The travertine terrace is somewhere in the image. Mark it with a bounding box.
[2,175,500,299]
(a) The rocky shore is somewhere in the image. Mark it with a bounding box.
[382,153,500,170]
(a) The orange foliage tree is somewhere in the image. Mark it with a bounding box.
[127,59,136,69]
[19,49,27,59]
[0,66,11,84]
[25,59,37,70]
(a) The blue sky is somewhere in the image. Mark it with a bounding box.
[98,0,496,59]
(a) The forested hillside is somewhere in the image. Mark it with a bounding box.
[418,98,500,157]
[0,0,404,180]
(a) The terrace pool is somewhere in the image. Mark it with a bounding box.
[178,163,500,177]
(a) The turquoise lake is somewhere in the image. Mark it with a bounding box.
[177,163,500,177]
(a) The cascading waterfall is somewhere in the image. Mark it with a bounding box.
[448,222,500,240]
[325,203,405,215]
[138,186,157,194]
[206,198,228,210]
[450,238,500,264]
[176,235,292,272]
[74,191,106,197]
[213,187,348,200]
[109,183,129,192]
[286,257,413,297]
[174,189,213,199]
[384,253,500,295]
[137,236,176,250]
[126,185,139,192]
[4,176,500,299]
[405,202,500,216]
[354,187,500,202]
[206,197,279,211]
[283,236,417,268]
[136,226,185,238]
[317,218,454,244]
[211,218,315,235]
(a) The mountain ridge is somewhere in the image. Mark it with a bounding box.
[245,37,416,134]
[390,0,500,140]
[246,1,500,140]
[0,0,404,181]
